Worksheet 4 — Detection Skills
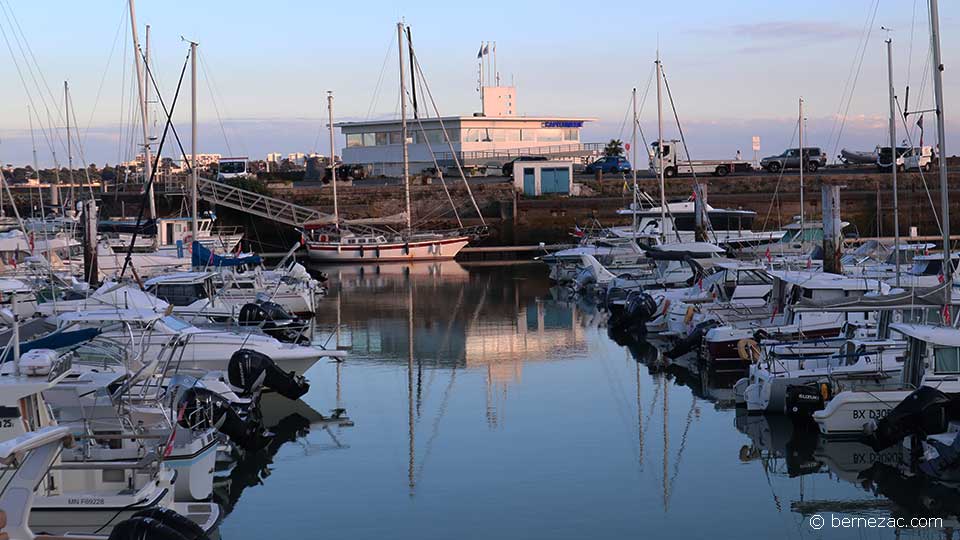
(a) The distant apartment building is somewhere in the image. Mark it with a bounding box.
[266,152,283,163]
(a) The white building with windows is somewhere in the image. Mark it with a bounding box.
[336,86,594,176]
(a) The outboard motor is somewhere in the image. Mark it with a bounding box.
[122,508,209,540]
[108,517,193,540]
[665,319,719,359]
[609,291,658,334]
[867,386,954,450]
[238,301,309,344]
[228,349,310,401]
[177,387,265,451]
[784,381,831,420]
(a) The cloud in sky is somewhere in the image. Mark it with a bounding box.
[726,20,862,54]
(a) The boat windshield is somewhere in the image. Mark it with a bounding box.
[161,316,193,332]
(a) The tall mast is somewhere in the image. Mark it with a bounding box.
[631,87,638,236]
[28,107,40,209]
[190,40,199,240]
[656,52,666,242]
[328,91,339,229]
[798,97,805,250]
[929,0,951,309]
[127,0,156,221]
[398,22,412,232]
[886,37,901,287]
[65,81,74,207]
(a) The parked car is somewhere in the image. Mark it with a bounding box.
[502,156,548,177]
[760,147,827,173]
[585,156,631,174]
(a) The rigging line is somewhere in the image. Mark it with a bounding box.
[660,66,717,243]
[119,51,190,280]
[366,33,395,120]
[197,51,235,157]
[829,0,881,161]
[825,0,878,154]
[82,1,127,144]
[118,15,129,166]
[616,92,631,142]
[906,0,918,90]
[200,51,249,158]
[894,97,941,236]
[760,117,799,232]
[409,107,462,228]
[411,50,486,227]
[66,90,99,201]
[0,0,64,125]
[0,17,63,171]
[142,48,197,179]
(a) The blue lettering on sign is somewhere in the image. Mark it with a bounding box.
[541,121,583,128]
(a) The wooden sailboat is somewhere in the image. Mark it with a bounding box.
[305,22,471,263]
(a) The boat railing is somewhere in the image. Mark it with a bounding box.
[435,142,606,164]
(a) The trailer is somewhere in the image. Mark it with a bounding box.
[649,140,753,178]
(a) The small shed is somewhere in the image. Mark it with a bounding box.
[513,160,574,196]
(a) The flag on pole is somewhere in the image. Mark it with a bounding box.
[477,44,484,59]
[482,43,489,56]
[918,115,925,147]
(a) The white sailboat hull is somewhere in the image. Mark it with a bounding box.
[306,236,469,262]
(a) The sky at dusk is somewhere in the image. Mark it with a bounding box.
[0,0,955,166]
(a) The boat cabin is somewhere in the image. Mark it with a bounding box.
[144,272,218,307]
[890,323,960,389]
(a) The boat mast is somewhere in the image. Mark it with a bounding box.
[632,87,638,236]
[127,0,156,222]
[929,0,951,311]
[656,52,666,242]
[190,40,199,240]
[65,81,74,207]
[886,36,901,287]
[328,91,339,229]
[398,22,412,233]
[798,97,805,253]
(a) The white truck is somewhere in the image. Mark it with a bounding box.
[649,140,753,178]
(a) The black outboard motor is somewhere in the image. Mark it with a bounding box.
[177,387,264,451]
[867,386,953,450]
[228,349,310,401]
[784,381,831,420]
[108,517,192,540]
[238,301,309,344]
[665,319,719,359]
[609,291,658,335]
[119,508,209,540]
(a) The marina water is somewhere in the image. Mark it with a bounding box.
[218,262,943,539]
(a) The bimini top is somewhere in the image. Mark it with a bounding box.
[890,323,960,348]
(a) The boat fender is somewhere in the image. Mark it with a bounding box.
[107,517,190,540]
[683,305,696,325]
[737,338,761,363]
[130,508,210,540]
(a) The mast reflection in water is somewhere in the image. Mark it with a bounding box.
[215,263,958,540]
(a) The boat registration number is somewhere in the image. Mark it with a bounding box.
[67,497,105,505]
[852,409,889,420]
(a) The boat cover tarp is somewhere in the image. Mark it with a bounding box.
[796,282,951,310]
[20,328,101,354]
[192,241,261,268]
[98,219,157,236]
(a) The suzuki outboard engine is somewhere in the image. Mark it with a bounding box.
[238,301,309,344]
[228,349,310,401]
[784,381,831,420]
[177,387,264,451]
[867,386,953,450]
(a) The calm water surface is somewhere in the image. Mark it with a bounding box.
[217,262,955,539]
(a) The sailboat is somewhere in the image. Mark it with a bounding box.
[305,22,472,263]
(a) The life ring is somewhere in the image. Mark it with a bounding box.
[737,338,761,363]
[683,305,696,324]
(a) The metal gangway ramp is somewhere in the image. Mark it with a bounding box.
[197,177,333,228]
